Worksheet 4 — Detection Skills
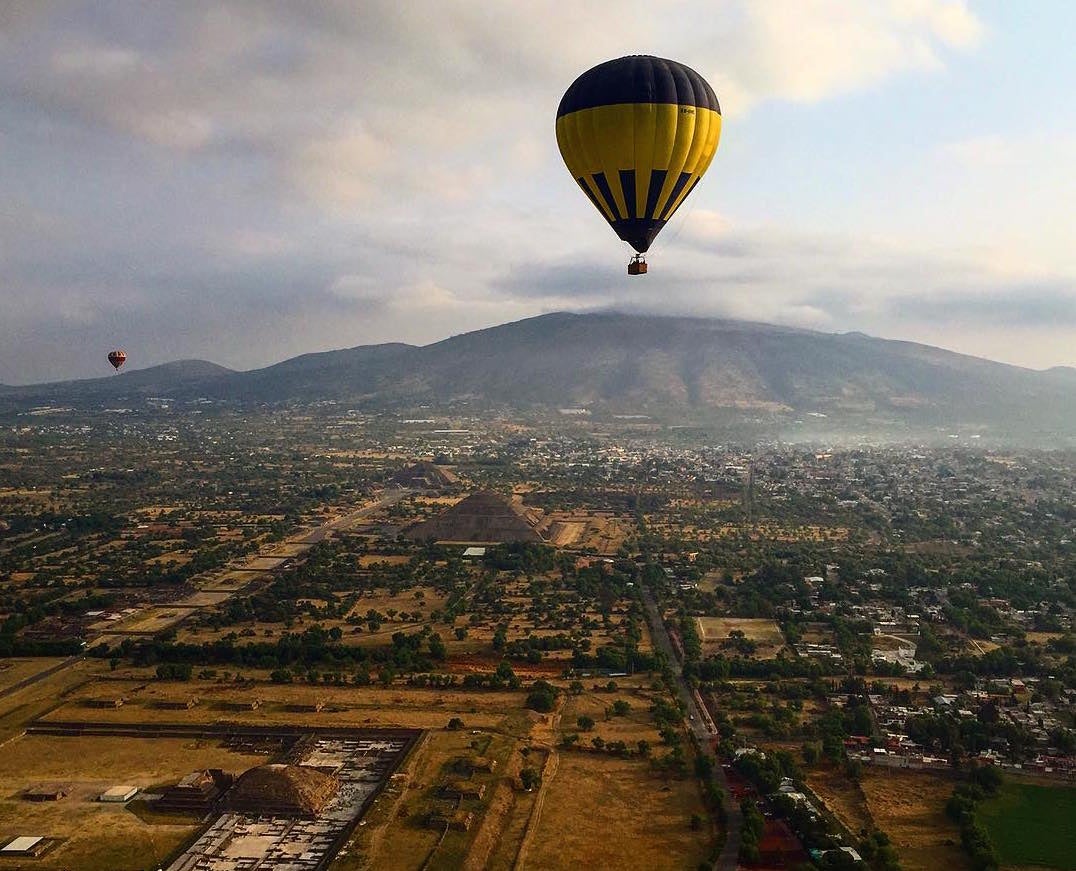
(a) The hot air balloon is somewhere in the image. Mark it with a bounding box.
[107,350,127,371]
[556,56,721,274]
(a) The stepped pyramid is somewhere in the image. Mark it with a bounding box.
[405,491,544,543]
[392,461,459,489]
[226,764,337,818]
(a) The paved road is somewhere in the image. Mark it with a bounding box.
[0,654,85,700]
[641,586,742,871]
[297,488,411,543]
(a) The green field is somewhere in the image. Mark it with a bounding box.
[977,781,1076,870]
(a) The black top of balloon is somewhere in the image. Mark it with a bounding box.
[557,55,720,118]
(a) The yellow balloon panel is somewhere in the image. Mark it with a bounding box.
[556,103,720,251]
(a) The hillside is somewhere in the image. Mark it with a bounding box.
[3,312,1074,439]
[1,359,234,404]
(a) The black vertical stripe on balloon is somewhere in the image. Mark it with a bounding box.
[576,178,605,214]
[591,172,622,221]
[660,172,693,221]
[618,170,637,220]
[644,170,668,221]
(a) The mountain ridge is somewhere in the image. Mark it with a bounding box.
[3,312,1073,441]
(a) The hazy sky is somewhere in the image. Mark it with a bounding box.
[3,1,1075,384]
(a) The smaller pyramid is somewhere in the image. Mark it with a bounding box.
[226,764,338,818]
[392,461,459,489]
[405,491,544,543]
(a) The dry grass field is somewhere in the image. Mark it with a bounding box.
[807,766,872,833]
[809,765,968,871]
[859,768,968,871]
[48,679,525,732]
[559,686,664,747]
[340,728,527,871]
[0,735,267,871]
[0,658,69,693]
[357,553,412,566]
[525,753,711,870]
[696,617,785,657]
[0,659,101,743]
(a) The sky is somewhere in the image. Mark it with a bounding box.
[2,1,1076,384]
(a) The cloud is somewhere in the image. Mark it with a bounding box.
[883,285,1076,327]
[16,0,1076,386]
[715,0,982,108]
[491,216,1076,342]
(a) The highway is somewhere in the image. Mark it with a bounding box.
[641,585,742,871]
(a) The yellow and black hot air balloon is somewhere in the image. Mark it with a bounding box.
[556,55,721,274]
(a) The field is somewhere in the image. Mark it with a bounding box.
[858,768,968,871]
[978,780,1076,870]
[0,734,267,870]
[48,677,526,732]
[808,766,968,871]
[524,753,711,870]
[558,683,664,746]
[0,658,69,693]
[696,617,785,657]
[340,728,525,871]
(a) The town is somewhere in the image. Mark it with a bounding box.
[0,404,1072,870]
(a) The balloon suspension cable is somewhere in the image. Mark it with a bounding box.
[627,253,648,276]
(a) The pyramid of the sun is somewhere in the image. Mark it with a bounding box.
[404,491,544,543]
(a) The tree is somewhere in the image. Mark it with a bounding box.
[612,699,631,717]
[520,767,540,790]
[447,717,465,731]
[577,714,596,732]
[526,680,558,712]
[695,753,715,780]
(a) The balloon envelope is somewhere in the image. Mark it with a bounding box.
[556,56,721,254]
[107,350,127,370]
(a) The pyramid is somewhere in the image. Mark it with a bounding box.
[225,764,338,818]
[404,491,544,543]
[392,461,459,489]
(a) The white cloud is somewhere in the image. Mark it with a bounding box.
[940,134,1011,166]
[708,0,983,111]
[24,0,1076,385]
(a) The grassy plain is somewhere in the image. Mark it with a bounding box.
[0,658,69,693]
[0,735,267,871]
[807,766,968,871]
[49,677,525,732]
[978,780,1076,870]
[696,616,785,657]
[525,752,711,870]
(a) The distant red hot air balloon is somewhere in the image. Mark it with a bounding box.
[107,350,127,371]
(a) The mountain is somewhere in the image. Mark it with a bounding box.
[1,359,234,404]
[3,312,1074,440]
